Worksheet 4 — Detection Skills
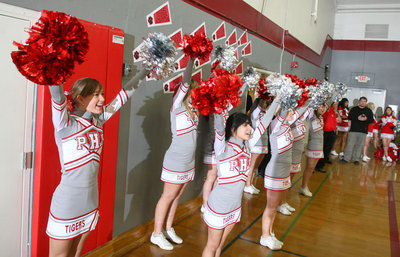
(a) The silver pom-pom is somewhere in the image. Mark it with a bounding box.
[242,67,261,89]
[139,32,177,80]
[266,73,302,110]
[212,45,238,72]
[332,82,347,102]
[308,81,336,108]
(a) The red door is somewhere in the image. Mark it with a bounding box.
[31,19,124,256]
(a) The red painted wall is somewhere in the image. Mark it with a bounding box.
[31,20,124,256]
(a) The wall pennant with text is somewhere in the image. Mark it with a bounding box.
[235,60,243,75]
[225,29,237,46]
[133,41,145,63]
[169,28,183,49]
[238,31,248,46]
[241,41,252,57]
[194,56,210,69]
[163,73,183,93]
[174,54,190,72]
[191,22,207,36]
[146,2,172,27]
[191,69,202,83]
[212,21,226,42]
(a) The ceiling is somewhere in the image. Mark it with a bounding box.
[336,0,400,4]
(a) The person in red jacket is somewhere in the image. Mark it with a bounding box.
[332,98,349,158]
[376,106,397,162]
[315,102,341,172]
[362,102,378,162]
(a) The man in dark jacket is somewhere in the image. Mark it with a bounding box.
[341,96,374,164]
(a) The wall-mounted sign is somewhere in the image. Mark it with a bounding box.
[355,75,370,83]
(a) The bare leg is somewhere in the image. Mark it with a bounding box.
[202,227,224,257]
[70,232,90,257]
[301,157,319,189]
[383,138,390,157]
[245,153,264,187]
[363,136,372,156]
[153,183,184,234]
[166,183,188,230]
[341,132,348,153]
[49,238,73,257]
[333,131,343,153]
[262,190,284,237]
[202,164,218,206]
[215,223,236,257]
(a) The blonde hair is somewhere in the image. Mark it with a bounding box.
[184,80,199,120]
[70,78,102,108]
[367,102,375,110]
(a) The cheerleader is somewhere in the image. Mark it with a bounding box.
[362,103,377,162]
[244,98,272,195]
[300,105,326,197]
[376,106,397,162]
[276,107,312,215]
[47,69,148,257]
[332,98,349,158]
[151,58,198,250]
[202,98,279,257]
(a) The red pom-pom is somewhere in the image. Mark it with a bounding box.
[180,33,213,61]
[285,74,311,107]
[257,78,271,101]
[191,68,242,116]
[11,10,89,85]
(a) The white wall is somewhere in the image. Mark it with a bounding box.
[243,0,336,53]
[334,10,400,40]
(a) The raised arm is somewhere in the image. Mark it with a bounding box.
[172,58,194,110]
[102,68,148,122]
[214,110,228,156]
[49,85,69,131]
[249,98,279,148]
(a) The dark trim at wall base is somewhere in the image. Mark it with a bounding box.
[332,40,400,52]
[181,0,333,67]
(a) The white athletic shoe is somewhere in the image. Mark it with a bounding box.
[151,232,174,250]
[362,155,369,162]
[277,205,292,215]
[331,150,338,156]
[339,152,344,158]
[383,156,387,161]
[365,156,371,160]
[299,186,312,197]
[166,227,183,244]
[200,205,205,213]
[387,156,393,162]
[282,202,296,212]
[260,235,283,250]
[244,185,259,195]
[251,184,260,194]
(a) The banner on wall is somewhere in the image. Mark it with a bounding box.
[146,1,172,27]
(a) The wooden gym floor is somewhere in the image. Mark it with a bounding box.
[86,156,397,257]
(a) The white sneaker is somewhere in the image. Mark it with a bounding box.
[383,156,387,161]
[387,156,393,162]
[362,155,369,162]
[277,205,292,215]
[251,184,260,194]
[200,205,205,213]
[339,152,344,157]
[151,232,173,250]
[282,202,295,212]
[299,186,312,197]
[244,185,259,195]
[365,156,371,160]
[260,235,283,250]
[331,150,338,156]
[166,227,183,244]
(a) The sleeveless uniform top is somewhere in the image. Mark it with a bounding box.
[305,113,324,159]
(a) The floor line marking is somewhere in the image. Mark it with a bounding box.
[238,237,307,257]
[387,180,400,257]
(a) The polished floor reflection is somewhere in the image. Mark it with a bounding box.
[86,156,398,257]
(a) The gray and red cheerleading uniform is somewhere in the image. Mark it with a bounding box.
[290,108,312,174]
[46,71,143,240]
[161,60,199,184]
[203,99,279,230]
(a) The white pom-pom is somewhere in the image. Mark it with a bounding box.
[212,45,238,72]
[242,67,261,89]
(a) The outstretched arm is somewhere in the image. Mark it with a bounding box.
[172,58,195,110]
[214,110,228,156]
[49,85,69,131]
[102,68,148,122]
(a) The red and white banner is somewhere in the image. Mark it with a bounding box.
[194,56,210,69]
[238,31,248,46]
[169,28,183,49]
[146,2,172,27]
[235,60,243,75]
[241,41,252,57]
[192,69,202,83]
[132,42,145,63]
[191,22,207,37]
[163,73,183,93]
[226,29,237,46]
[174,54,191,72]
[212,21,226,42]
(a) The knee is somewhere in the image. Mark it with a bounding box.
[161,191,179,202]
